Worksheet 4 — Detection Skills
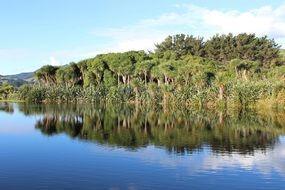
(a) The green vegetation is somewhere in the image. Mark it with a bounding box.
[0,82,16,100]
[281,49,285,57]
[1,33,285,109]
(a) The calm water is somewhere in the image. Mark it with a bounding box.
[0,102,285,190]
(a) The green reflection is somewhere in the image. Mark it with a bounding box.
[0,102,14,114]
[16,103,285,155]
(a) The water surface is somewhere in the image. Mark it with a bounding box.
[0,102,285,190]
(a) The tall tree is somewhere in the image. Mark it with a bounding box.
[56,63,82,87]
[135,59,157,86]
[35,65,59,86]
[155,34,204,58]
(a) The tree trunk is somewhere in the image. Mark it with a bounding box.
[135,87,139,106]
[164,75,168,85]
[123,119,127,128]
[127,75,130,86]
[242,70,248,81]
[219,111,224,124]
[122,76,127,84]
[157,79,161,86]
[219,85,224,100]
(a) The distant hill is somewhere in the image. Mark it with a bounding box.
[5,72,34,82]
[0,72,35,87]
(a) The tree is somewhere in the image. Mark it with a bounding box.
[205,33,280,64]
[130,79,143,105]
[103,70,117,88]
[0,82,14,99]
[87,57,107,85]
[135,59,157,86]
[150,65,164,86]
[155,34,204,58]
[159,61,177,85]
[77,60,89,87]
[35,65,59,86]
[56,63,82,87]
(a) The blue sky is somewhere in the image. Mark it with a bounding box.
[1,0,285,75]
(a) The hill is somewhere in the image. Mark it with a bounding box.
[0,72,34,87]
[5,72,34,82]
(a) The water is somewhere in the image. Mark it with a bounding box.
[0,102,285,190]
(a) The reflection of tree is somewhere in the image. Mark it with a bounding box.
[17,103,285,155]
[0,102,14,114]
[35,114,83,137]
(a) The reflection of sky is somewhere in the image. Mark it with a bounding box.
[202,138,285,177]
[85,141,285,189]
[0,112,34,134]
[0,104,38,135]
[0,104,285,189]
[89,139,285,179]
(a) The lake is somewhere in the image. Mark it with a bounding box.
[0,102,285,190]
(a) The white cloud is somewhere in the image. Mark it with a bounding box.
[91,2,285,52]
[43,56,63,66]
[188,4,285,38]
[92,27,172,52]
[45,2,285,70]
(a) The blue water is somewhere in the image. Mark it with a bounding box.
[0,103,284,190]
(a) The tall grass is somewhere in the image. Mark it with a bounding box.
[10,81,285,111]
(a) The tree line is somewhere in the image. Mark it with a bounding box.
[1,33,285,109]
[34,33,282,88]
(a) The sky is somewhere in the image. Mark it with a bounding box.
[1,0,285,75]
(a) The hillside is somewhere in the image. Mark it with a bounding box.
[5,72,34,82]
[0,72,34,87]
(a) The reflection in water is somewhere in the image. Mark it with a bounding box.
[9,103,285,155]
[203,141,285,176]
[1,102,285,189]
[0,102,14,114]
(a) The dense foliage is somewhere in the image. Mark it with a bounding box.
[1,33,285,109]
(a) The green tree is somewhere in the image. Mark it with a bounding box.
[35,65,59,86]
[135,59,157,86]
[155,34,204,58]
[56,63,82,87]
[0,83,14,99]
